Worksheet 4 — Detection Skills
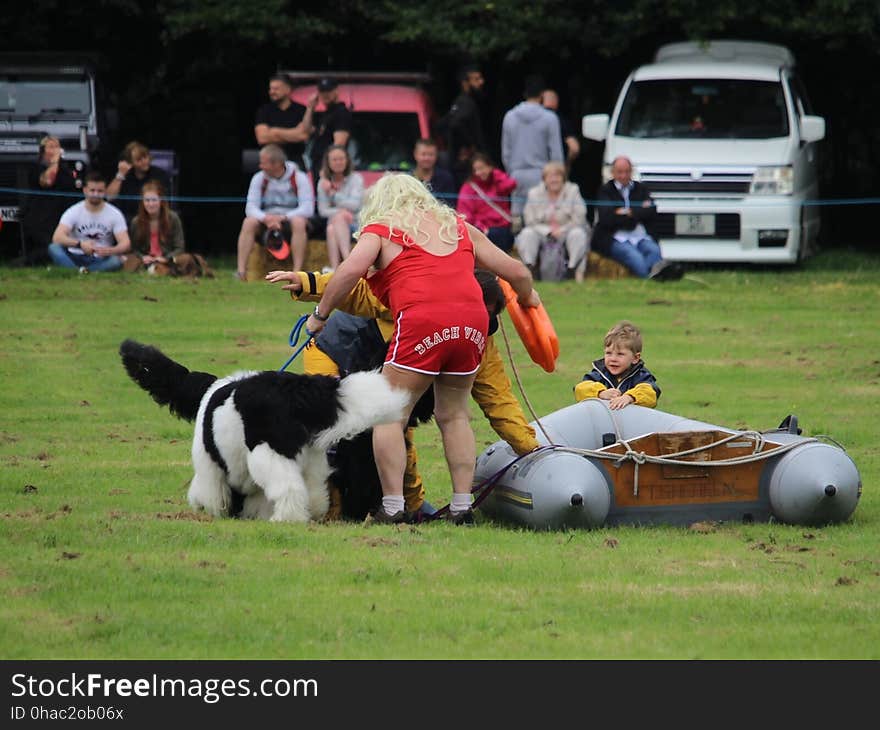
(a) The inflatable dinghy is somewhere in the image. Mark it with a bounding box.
[473,400,861,529]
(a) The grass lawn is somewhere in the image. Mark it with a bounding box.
[0,250,878,659]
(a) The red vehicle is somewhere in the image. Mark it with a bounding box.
[284,71,435,188]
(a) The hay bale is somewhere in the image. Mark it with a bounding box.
[245,239,329,281]
[586,251,631,279]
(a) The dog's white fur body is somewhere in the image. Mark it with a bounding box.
[187,369,408,523]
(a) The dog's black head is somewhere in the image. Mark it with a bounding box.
[332,386,434,521]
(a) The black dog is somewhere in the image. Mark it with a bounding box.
[330,388,435,521]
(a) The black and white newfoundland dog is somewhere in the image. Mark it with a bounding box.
[119,339,409,523]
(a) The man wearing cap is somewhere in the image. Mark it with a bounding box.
[255,73,317,170]
[308,77,353,193]
[235,144,314,281]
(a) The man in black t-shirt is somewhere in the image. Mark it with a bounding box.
[308,77,352,192]
[254,73,316,170]
[435,65,487,188]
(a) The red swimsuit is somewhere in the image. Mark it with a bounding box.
[363,220,488,375]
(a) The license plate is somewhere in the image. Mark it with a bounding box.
[675,214,715,236]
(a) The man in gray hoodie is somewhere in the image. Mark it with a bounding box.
[501,75,564,216]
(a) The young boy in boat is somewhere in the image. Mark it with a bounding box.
[573,320,660,410]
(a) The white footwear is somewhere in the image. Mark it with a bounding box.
[78,266,89,275]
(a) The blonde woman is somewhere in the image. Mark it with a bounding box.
[267,173,538,524]
[514,160,589,281]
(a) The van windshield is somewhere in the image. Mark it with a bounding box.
[348,111,421,172]
[615,79,789,139]
[0,76,92,118]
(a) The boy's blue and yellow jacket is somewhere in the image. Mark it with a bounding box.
[574,358,660,408]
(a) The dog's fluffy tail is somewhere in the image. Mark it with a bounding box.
[315,370,410,450]
[119,339,217,422]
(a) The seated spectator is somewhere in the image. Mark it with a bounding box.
[48,171,131,273]
[106,141,171,222]
[514,161,590,281]
[411,138,457,207]
[592,156,683,280]
[19,135,84,265]
[236,144,313,281]
[456,153,517,252]
[317,144,364,273]
[124,181,186,272]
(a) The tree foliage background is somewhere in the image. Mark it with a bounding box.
[2,0,878,251]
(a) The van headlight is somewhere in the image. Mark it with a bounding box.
[601,164,641,183]
[750,166,794,195]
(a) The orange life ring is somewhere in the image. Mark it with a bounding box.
[498,279,559,373]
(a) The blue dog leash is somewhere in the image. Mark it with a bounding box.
[278,314,315,372]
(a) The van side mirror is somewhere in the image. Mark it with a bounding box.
[800,115,825,144]
[582,113,610,142]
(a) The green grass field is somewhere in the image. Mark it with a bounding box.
[1,251,877,659]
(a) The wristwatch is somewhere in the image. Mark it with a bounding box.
[312,306,329,322]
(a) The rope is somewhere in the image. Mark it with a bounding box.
[813,434,847,450]
[277,314,314,372]
[497,314,554,443]
[553,436,816,466]
[424,445,557,522]
[5,185,880,209]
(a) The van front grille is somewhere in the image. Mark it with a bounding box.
[640,170,753,195]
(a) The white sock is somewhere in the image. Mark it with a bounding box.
[450,493,472,513]
[382,495,405,515]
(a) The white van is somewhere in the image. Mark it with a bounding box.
[582,41,826,263]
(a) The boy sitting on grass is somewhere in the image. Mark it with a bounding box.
[573,320,660,410]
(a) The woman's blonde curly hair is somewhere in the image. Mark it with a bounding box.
[356,172,461,247]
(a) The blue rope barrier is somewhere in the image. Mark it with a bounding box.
[278,314,314,373]
[4,185,880,209]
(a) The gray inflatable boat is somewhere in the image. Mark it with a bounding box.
[473,400,861,529]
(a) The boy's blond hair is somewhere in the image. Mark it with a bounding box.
[604,320,643,354]
[356,172,461,247]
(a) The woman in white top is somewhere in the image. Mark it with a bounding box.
[317,144,364,272]
[514,160,590,282]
